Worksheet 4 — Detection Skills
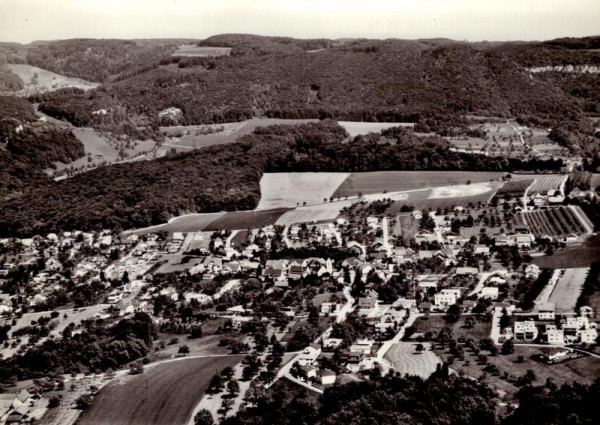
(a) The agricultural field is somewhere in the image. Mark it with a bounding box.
[78,356,242,425]
[333,171,506,198]
[445,136,489,150]
[257,172,350,209]
[523,206,590,239]
[123,212,226,235]
[6,63,99,96]
[275,203,351,226]
[496,179,534,197]
[385,188,496,214]
[384,342,441,379]
[526,175,567,194]
[547,268,589,313]
[533,234,600,269]
[54,128,156,174]
[337,121,414,137]
[171,45,232,57]
[205,208,292,231]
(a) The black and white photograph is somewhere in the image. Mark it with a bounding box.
[0,1,599,424]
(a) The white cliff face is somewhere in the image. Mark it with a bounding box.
[528,65,600,73]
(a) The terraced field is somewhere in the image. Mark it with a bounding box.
[523,206,590,238]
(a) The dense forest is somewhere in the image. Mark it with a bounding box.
[1,36,599,151]
[225,371,600,425]
[0,121,563,236]
[0,313,156,380]
[0,96,84,197]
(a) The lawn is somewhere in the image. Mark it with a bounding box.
[384,342,442,379]
[78,356,242,425]
[257,172,350,210]
[333,171,506,198]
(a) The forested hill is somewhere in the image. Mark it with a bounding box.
[34,36,588,126]
[0,96,84,197]
[2,35,599,150]
[0,121,562,237]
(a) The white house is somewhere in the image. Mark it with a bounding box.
[479,287,499,300]
[514,321,538,340]
[525,264,541,280]
[538,303,556,321]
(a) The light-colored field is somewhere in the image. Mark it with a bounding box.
[51,128,156,174]
[428,182,494,199]
[6,63,99,96]
[257,172,350,210]
[333,171,506,198]
[123,212,226,235]
[77,356,242,425]
[384,342,442,379]
[338,121,415,137]
[276,203,352,226]
[547,268,589,313]
[172,45,232,57]
[528,175,567,194]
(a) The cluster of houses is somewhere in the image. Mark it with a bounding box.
[509,305,598,345]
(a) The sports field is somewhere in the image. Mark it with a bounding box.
[78,356,242,425]
[547,268,589,313]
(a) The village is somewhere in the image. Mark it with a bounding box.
[0,180,598,424]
